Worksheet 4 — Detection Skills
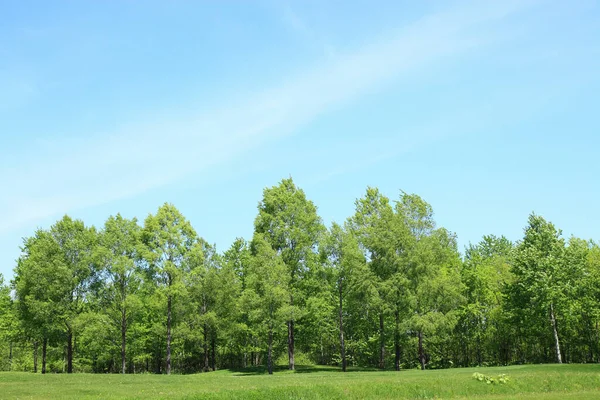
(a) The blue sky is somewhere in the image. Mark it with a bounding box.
[1,0,599,280]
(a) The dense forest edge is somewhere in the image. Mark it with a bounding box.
[1,177,599,375]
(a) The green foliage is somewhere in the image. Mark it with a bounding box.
[275,351,314,366]
[13,217,97,373]
[254,178,324,277]
[0,273,18,370]
[457,235,513,366]
[506,214,574,364]
[253,178,325,370]
[5,180,600,375]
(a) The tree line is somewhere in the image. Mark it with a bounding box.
[1,178,599,374]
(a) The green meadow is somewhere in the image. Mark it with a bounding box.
[1,364,599,399]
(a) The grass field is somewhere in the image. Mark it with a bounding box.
[1,364,599,399]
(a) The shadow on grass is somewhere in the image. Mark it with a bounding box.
[228,364,383,376]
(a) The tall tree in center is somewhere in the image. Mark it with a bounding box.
[254,178,323,370]
[142,203,197,374]
[350,187,397,370]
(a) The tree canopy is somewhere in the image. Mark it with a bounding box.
[3,178,599,374]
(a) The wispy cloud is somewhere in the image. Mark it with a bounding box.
[0,0,535,234]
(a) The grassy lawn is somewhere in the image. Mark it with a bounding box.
[1,364,599,399]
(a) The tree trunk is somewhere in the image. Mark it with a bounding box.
[550,303,562,364]
[121,307,127,374]
[418,330,426,370]
[67,329,73,373]
[9,342,12,371]
[243,337,248,369]
[42,338,47,374]
[476,317,482,366]
[288,319,295,370]
[254,350,259,367]
[203,323,209,372]
[211,330,216,371]
[338,284,346,372]
[268,326,273,375]
[34,340,38,373]
[394,309,400,371]
[166,294,172,375]
[379,312,385,369]
[463,334,470,367]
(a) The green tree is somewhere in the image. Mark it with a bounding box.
[0,273,18,371]
[351,187,407,369]
[509,214,568,364]
[245,234,290,374]
[142,203,197,374]
[583,242,600,362]
[322,222,365,371]
[96,214,142,374]
[14,217,98,374]
[459,235,513,366]
[222,238,252,367]
[50,216,99,373]
[254,178,324,370]
[396,194,463,370]
[13,230,57,373]
[560,237,592,362]
[186,240,220,372]
[214,240,246,369]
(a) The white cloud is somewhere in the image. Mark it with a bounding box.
[0,0,534,234]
